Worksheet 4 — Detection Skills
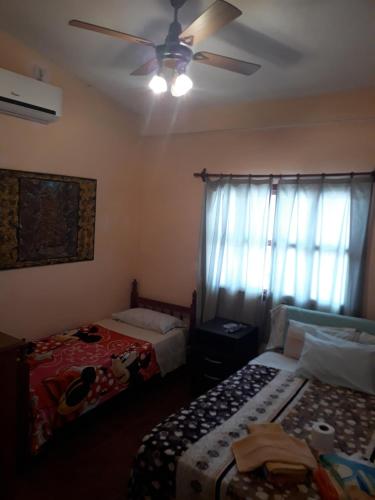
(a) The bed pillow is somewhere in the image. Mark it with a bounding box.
[295,332,375,395]
[284,320,357,360]
[112,308,184,334]
[357,331,375,345]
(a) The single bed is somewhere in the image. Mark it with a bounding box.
[22,280,196,454]
[128,308,375,500]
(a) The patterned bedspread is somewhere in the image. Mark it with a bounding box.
[28,324,160,453]
[128,363,375,500]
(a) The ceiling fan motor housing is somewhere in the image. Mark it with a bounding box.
[156,41,193,71]
[170,0,188,9]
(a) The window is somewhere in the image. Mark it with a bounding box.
[212,182,351,312]
[274,185,351,311]
[209,181,272,296]
[202,174,372,323]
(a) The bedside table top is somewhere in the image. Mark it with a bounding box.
[0,331,24,353]
[197,317,256,340]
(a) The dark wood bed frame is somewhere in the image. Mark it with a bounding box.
[17,280,197,465]
[130,279,197,333]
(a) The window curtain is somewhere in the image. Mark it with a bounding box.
[197,177,273,326]
[270,175,373,315]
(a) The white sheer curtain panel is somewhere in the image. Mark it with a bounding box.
[198,178,273,324]
[270,176,373,315]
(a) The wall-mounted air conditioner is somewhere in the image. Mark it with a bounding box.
[0,67,62,124]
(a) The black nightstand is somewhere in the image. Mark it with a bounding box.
[190,317,258,394]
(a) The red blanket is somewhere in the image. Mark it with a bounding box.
[28,324,160,453]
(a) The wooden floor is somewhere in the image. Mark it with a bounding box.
[15,367,193,500]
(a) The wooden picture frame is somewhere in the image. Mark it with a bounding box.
[0,168,96,270]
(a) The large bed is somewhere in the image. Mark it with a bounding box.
[23,280,196,454]
[128,307,375,500]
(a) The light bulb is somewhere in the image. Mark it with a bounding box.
[148,74,167,94]
[171,73,193,97]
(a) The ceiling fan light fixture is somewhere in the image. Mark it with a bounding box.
[171,73,193,97]
[148,74,168,94]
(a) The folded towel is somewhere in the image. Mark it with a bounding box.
[232,423,317,473]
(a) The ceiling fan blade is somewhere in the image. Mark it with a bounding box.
[131,58,159,76]
[179,0,241,46]
[69,20,155,47]
[194,51,261,75]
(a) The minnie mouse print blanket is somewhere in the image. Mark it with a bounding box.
[27,324,160,453]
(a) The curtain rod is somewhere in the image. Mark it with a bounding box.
[193,168,375,182]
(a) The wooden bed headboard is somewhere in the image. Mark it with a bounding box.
[130,279,197,332]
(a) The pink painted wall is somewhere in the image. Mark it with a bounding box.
[143,88,375,136]
[136,119,375,319]
[0,31,141,339]
[1,31,374,341]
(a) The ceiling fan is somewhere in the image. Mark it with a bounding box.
[69,0,261,97]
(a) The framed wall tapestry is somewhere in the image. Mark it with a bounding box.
[0,168,96,270]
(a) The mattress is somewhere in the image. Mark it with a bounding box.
[97,318,187,377]
[250,350,298,372]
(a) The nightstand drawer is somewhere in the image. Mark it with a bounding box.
[202,355,231,379]
[194,334,237,355]
[203,355,224,366]
[193,350,225,370]
[191,350,238,383]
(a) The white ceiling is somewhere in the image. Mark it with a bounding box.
[0,0,374,116]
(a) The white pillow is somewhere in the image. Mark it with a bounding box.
[112,308,184,334]
[357,331,375,345]
[284,320,357,360]
[295,332,375,395]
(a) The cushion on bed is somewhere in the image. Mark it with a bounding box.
[358,332,375,345]
[284,320,356,359]
[295,332,375,395]
[267,305,375,351]
[112,308,184,334]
